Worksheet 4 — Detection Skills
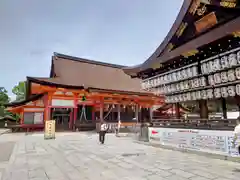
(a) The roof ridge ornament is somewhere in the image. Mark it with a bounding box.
[182,49,199,58]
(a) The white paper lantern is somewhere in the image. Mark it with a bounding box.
[212,59,221,72]
[221,87,228,98]
[236,84,240,96]
[220,56,229,69]
[191,91,196,100]
[196,91,201,100]
[171,73,176,82]
[201,90,207,99]
[214,73,221,84]
[164,75,168,83]
[172,72,177,82]
[208,60,213,73]
[178,94,183,102]
[186,92,191,101]
[145,81,149,89]
[201,63,208,74]
[192,66,198,76]
[177,71,182,80]
[188,79,193,89]
[228,53,237,67]
[157,77,161,85]
[214,88,221,98]
[227,86,236,97]
[237,51,240,64]
[174,95,179,102]
[207,89,214,99]
[199,77,206,87]
[165,97,169,103]
[184,81,189,89]
[235,67,240,80]
[220,71,228,83]
[227,70,236,82]
[193,78,200,88]
[176,83,180,91]
[180,82,185,90]
[208,75,215,86]
[187,67,193,78]
[183,69,188,79]
[168,74,172,83]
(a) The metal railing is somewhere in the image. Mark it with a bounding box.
[151,118,237,131]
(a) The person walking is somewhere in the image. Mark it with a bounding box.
[99,121,108,144]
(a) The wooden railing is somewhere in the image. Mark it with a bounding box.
[151,118,237,131]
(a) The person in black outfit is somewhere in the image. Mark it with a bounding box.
[99,121,108,144]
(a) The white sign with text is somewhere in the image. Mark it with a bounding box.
[148,127,240,157]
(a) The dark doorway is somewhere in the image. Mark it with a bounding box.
[51,108,72,131]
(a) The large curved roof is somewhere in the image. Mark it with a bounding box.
[124,0,240,75]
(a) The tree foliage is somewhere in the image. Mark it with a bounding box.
[12,81,26,101]
[0,87,9,117]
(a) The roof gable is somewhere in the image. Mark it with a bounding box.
[35,53,147,94]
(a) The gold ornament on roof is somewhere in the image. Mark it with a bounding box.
[189,0,201,15]
[151,62,163,70]
[182,49,199,58]
[176,22,188,38]
[197,4,207,16]
[166,43,174,52]
[220,0,237,8]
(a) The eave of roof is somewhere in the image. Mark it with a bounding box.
[124,15,240,75]
[5,93,44,107]
[27,76,156,96]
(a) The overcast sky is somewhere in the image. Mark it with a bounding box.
[0,0,183,97]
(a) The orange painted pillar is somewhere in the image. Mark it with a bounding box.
[44,93,52,122]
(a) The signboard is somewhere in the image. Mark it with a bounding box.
[51,99,74,107]
[148,127,240,157]
[44,120,56,139]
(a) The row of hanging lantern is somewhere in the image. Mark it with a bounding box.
[165,84,240,103]
[141,65,198,90]
[208,67,240,85]
[153,77,206,95]
[201,49,240,75]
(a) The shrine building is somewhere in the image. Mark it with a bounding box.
[6,53,163,131]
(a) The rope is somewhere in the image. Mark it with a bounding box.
[103,105,114,120]
[79,105,88,122]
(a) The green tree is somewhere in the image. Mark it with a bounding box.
[0,87,9,117]
[12,81,26,101]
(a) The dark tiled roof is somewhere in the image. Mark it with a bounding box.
[28,53,152,95]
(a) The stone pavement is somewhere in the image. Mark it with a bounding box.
[0,132,240,180]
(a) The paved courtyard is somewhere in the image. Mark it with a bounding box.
[0,132,239,180]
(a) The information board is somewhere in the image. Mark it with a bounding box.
[148,127,240,157]
[44,120,56,139]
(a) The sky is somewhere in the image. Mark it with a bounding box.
[0,0,183,98]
